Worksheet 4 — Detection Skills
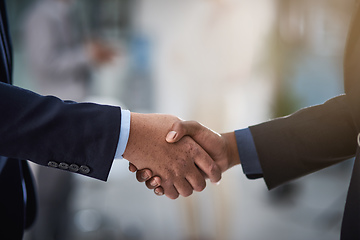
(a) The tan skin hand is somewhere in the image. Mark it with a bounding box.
[167,121,241,172]
[123,114,221,199]
[131,120,241,196]
[129,164,163,194]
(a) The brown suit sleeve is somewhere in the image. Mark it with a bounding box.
[249,95,358,189]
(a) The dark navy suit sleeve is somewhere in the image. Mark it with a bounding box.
[0,82,121,181]
[235,128,263,179]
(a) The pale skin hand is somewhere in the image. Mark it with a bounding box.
[130,120,241,196]
[124,114,222,199]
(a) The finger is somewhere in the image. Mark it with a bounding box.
[193,144,222,183]
[162,183,179,200]
[135,169,153,182]
[197,167,208,179]
[145,176,162,189]
[168,121,222,155]
[166,121,203,143]
[154,186,164,196]
[186,172,206,192]
[174,179,193,197]
[129,163,138,173]
[165,131,179,143]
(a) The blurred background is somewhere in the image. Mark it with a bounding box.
[4,0,358,239]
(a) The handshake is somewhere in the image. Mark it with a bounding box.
[123,113,241,199]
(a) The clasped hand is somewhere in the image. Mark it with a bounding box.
[125,114,240,199]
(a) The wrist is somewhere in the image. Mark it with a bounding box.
[122,112,180,166]
[222,132,241,168]
[122,112,140,160]
[114,109,130,159]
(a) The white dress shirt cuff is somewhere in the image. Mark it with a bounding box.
[114,109,131,159]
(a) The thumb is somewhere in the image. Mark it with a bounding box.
[166,131,179,143]
[167,121,222,154]
[166,121,195,143]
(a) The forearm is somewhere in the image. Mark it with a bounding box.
[0,82,120,181]
[250,94,357,189]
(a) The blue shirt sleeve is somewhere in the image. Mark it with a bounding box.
[114,109,131,159]
[234,128,263,179]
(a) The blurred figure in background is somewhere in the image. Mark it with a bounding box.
[23,0,114,102]
[22,0,115,239]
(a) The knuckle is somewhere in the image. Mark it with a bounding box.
[193,121,201,127]
[186,142,200,157]
[208,162,220,179]
[183,139,193,148]
[193,147,201,157]
[172,121,182,129]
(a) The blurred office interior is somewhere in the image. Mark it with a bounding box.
[4,0,357,239]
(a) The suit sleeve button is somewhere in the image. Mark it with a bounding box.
[69,164,79,172]
[59,162,69,170]
[48,161,58,168]
[79,165,90,174]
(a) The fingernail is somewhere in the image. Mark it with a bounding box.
[150,179,158,187]
[155,189,163,195]
[141,172,149,180]
[166,131,177,141]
